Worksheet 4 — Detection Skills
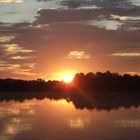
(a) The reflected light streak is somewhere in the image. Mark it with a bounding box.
[69,118,84,129]
[51,99,73,107]
[115,119,140,128]
[68,118,90,129]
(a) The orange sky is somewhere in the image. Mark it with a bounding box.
[0,0,140,80]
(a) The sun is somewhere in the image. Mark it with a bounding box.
[62,74,74,83]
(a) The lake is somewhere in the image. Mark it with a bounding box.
[0,98,140,140]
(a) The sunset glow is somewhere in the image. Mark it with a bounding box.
[62,74,74,83]
[0,0,139,79]
[0,0,140,140]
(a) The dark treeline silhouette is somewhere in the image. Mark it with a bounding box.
[74,71,140,92]
[0,71,140,92]
[0,71,140,110]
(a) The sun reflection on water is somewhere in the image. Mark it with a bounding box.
[0,98,139,140]
[51,99,73,106]
[0,99,75,140]
[115,119,140,128]
[68,118,91,129]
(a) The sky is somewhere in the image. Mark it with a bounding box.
[0,0,140,80]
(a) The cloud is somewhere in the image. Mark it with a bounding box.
[67,51,90,59]
[39,0,132,10]
[0,61,36,76]
[35,8,130,24]
[37,0,138,10]
[34,0,140,31]
[110,14,140,30]
[0,12,140,79]
[0,39,36,78]
[0,35,14,43]
[9,55,35,60]
[111,14,128,21]
[85,19,122,30]
[34,5,140,31]
[0,0,23,3]
[60,0,100,9]
[111,52,140,57]
[2,44,34,55]
[34,9,101,24]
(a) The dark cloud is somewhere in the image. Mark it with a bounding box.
[35,0,140,31]
[34,0,140,35]
[37,0,135,9]
[119,20,140,30]
[1,21,140,56]
[60,0,133,9]
[37,0,51,1]
[34,9,101,24]
[0,0,139,79]
[0,3,140,79]
[34,7,140,26]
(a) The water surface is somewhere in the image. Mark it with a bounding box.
[0,98,140,140]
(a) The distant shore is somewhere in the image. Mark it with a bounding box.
[0,71,140,92]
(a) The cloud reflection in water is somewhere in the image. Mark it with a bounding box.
[0,99,139,140]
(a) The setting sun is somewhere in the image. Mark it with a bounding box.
[62,74,74,83]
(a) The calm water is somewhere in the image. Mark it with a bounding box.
[0,98,140,140]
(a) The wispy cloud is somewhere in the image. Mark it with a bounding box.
[2,44,34,55]
[111,52,140,57]
[0,35,14,43]
[86,19,122,30]
[0,0,23,3]
[111,14,128,21]
[67,51,90,59]
[9,55,34,60]
[9,55,35,60]
[0,61,36,76]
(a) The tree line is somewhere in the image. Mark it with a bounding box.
[0,71,139,92]
[0,71,140,110]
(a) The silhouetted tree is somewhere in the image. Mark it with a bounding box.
[0,71,139,93]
